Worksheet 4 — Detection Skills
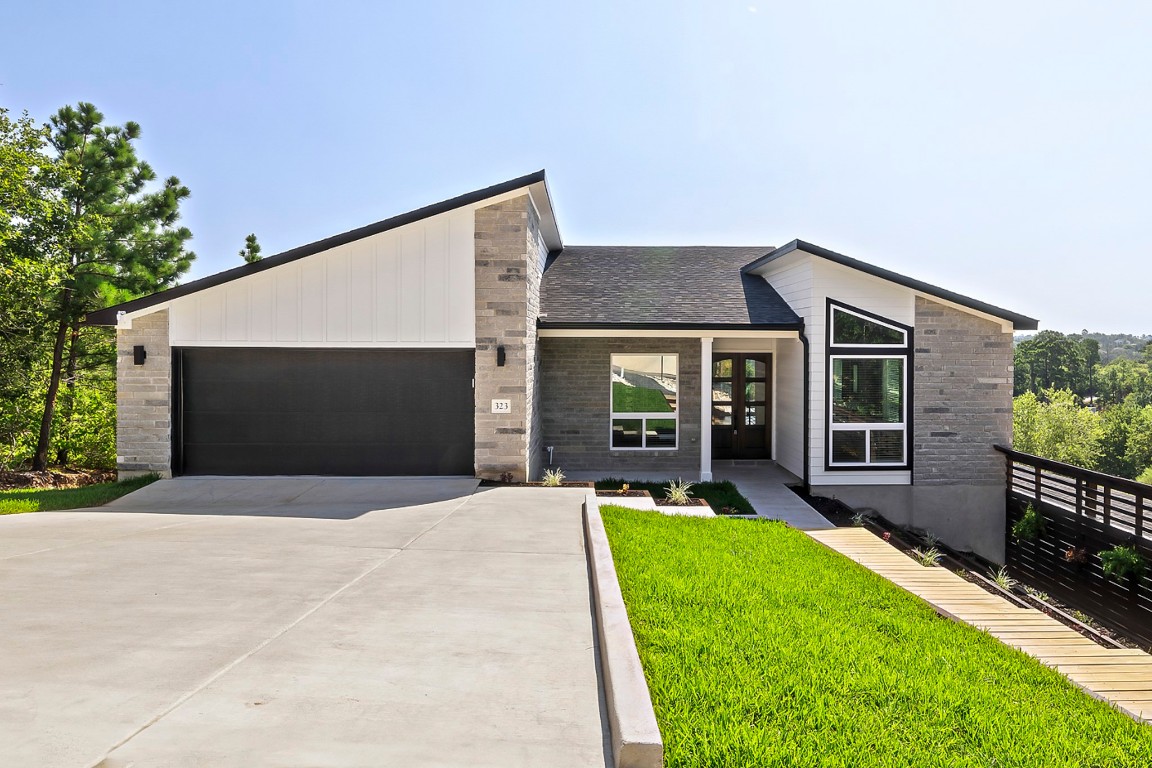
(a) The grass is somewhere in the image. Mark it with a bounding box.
[0,474,160,514]
[601,506,1152,767]
[611,382,673,413]
[596,478,755,514]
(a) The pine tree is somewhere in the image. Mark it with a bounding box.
[239,233,262,263]
[30,103,194,470]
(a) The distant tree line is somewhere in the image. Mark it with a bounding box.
[1013,330,1152,484]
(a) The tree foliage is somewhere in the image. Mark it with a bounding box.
[239,233,262,263]
[0,102,194,470]
[1013,390,1102,469]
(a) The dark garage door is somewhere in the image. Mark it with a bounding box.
[173,348,475,476]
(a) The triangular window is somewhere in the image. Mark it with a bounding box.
[831,305,907,346]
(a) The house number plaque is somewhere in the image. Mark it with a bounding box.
[491,399,512,414]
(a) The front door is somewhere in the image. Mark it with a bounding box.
[711,353,772,460]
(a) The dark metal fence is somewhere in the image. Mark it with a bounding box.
[995,445,1152,648]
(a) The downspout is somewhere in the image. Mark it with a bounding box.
[799,324,811,491]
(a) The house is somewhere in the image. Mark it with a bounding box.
[88,171,1037,560]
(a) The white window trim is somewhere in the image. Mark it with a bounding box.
[610,353,679,451]
[829,305,908,349]
[828,354,907,467]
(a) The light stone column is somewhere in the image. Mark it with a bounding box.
[700,336,713,481]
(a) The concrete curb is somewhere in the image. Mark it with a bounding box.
[583,493,664,768]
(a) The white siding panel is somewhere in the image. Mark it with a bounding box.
[300,258,326,342]
[274,268,300,342]
[348,240,375,342]
[224,283,249,341]
[774,337,805,478]
[198,291,224,341]
[168,207,477,348]
[447,211,475,342]
[375,236,399,341]
[422,221,448,342]
[325,248,350,341]
[398,227,424,342]
[249,275,274,342]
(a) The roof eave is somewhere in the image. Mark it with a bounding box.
[743,239,1039,331]
[537,321,805,331]
[86,170,556,326]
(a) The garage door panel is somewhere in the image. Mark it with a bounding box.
[176,348,474,476]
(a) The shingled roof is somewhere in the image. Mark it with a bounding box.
[538,246,803,329]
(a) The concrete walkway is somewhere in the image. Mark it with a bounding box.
[712,464,835,529]
[808,527,1152,724]
[0,478,610,768]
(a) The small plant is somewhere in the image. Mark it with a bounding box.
[1024,586,1051,603]
[850,511,869,527]
[1100,545,1147,582]
[988,566,1016,591]
[620,483,630,494]
[541,468,565,487]
[911,547,942,567]
[922,531,941,547]
[499,471,514,484]
[1012,503,1045,542]
[663,478,695,505]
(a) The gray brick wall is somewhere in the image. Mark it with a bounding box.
[116,310,171,477]
[474,195,543,481]
[913,297,1013,485]
[540,337,701,476]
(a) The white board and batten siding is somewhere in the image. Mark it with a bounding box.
[755,251,914,486]
[164,209,476,348]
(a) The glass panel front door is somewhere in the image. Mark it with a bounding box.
[712,353,772,460]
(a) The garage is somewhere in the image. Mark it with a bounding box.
[172,348,475,476]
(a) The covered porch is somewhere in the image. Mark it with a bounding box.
[539,329,825,524]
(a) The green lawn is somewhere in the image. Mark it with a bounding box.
[596,478,755,514]
[601,507,1152,767]
[611,381,673,413]
[0,474,159,514]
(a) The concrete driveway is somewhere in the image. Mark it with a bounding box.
[0,477,610,768]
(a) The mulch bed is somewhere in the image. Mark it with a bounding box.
[790,488,857,526]
[0,468,116,492]
[595,490,652,498]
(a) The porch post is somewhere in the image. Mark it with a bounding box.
[700,336,713,481]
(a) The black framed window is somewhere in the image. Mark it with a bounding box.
[826,301,912,469]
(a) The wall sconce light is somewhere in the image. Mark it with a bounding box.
[133,345,147,365]
[496,345,506,367]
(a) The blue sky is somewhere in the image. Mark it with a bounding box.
[4,1,1150,333]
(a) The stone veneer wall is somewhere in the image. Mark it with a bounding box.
[913,296,1013,484]
[116,310,172,477]
[540,337,701,476]
[473,195,544,481]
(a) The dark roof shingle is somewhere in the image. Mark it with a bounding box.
[539,246,803,328]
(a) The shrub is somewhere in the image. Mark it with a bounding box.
[1099,545,1147,582]
[662,478,694,505]
[911,547,942,567]
[1012,503,1046,542]
[541,468,565,487]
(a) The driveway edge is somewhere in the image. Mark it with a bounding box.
[583,494,664,768]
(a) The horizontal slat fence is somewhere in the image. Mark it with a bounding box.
[996,445,1152,649]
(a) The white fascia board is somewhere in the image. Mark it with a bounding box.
[465,181,562,251]
[538,328,801,339]
[912,292,1015,333]
[116,302,173,330]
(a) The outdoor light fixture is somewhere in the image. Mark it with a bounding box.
[496,345,506,367]
[133,345,147,365]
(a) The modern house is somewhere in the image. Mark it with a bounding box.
[88,171,1037,559]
